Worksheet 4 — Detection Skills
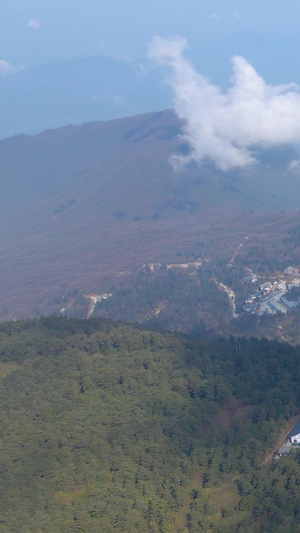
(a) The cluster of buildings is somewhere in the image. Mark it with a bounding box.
[242,266,300,316]
[243,281,277,314]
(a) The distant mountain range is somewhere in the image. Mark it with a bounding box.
[1,109,300,321]
[0,55,171,139]
[3,32,300,139]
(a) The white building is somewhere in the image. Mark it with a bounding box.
[290,421,300,445]
[260,282,272,291]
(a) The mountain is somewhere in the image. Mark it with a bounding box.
[3,32,300,139]
[1,315,300,532]
[2,109,300,321]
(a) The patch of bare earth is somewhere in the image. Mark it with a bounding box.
[211,398,254,433]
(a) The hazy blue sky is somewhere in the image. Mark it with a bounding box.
[2,1,300,137]
[3,0,300,67]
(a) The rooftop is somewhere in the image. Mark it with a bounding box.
[289,421,300,438]
[277,445,291,455]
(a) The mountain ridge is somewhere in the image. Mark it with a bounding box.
[2,109,300,321]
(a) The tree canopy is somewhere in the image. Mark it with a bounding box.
[0,316,300,531]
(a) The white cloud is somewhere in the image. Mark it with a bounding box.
[209,13,219,20]
[289,160,300,171]
[231,12,242,20]
[27,19,41,30]
[0,60,22,76]
[148,36,300,171]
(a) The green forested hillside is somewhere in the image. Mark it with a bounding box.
[0,317,300,532]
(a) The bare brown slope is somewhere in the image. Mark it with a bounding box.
[1,109,300,320]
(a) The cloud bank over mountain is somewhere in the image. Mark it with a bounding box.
[148,36,300,171]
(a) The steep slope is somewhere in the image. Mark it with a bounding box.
[1,109,300,320]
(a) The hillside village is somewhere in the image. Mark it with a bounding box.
[137,261,300,321]
[58,257,300,325]
[242,266,300,316]
[144,260,300,319]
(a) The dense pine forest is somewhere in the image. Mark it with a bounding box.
[0,316,300,531]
